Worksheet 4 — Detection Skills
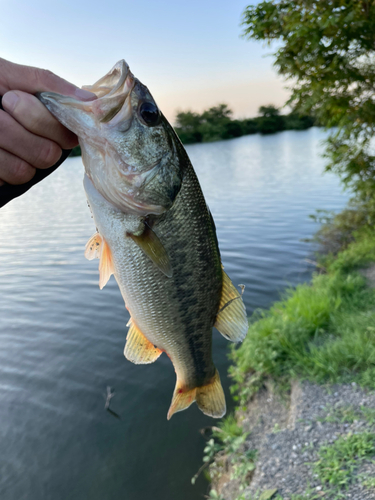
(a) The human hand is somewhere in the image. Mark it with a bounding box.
[0,58,95,186]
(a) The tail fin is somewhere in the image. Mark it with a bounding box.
[196,370,226,418]
[167,385,197,420]
[167,370,226,420]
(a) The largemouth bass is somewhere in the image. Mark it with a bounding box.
[38,60,248,419]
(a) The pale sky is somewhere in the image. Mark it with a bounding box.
[1,0,290,122]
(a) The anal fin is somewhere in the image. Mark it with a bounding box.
[124,320,162,365]
[215,271,248,343]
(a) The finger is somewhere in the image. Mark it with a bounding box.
[0,110,62,169]
[2,91,78,150]
[0,148,36,185]
[0,58,96,101]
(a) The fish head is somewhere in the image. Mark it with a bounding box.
[38,60,184,216]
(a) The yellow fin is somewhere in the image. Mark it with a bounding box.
[124,320,162,364]
[196,369,226,418]
[167,383,197,420]
[127,223,172,278]
[84,233,103,260]
[167,370,226,420]
[85,233,114,289]
[98,238,114,290]
[215,271,248,343]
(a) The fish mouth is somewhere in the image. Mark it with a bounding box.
[37,60,149,178]
[82,59,132,99]
[37,60,136,140]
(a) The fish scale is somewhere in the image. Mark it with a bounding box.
[87,162,222,390]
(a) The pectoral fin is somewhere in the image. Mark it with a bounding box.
[85,232,114,289]
[84,233,103,260]
[127,223,172,278]
[215,271,248,343]
[124,319,163,364]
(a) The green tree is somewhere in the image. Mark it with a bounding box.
[257,104,285,133]
[258,105,280,118]
[200,104,233,142]
[242,1,375,213]
[174,110,203,144]
[284,113,315,131]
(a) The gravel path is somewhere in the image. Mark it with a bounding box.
[215,381,375,500]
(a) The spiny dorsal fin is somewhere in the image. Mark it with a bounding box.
[84,233,114,289]
[124,319,163,365]
[215,271,248,343]
[127,222,172,278]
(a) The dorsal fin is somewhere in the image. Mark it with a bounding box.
[124,319,163,364]
[85,232,114,289]
[215,271,248,343]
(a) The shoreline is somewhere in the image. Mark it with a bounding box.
[203,229,375,500]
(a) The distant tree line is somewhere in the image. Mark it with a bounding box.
[69,103,316,156]
[174,104,316,144]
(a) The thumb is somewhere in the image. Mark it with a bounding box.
[0,58,96,101]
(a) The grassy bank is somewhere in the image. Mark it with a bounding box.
[231,227,375,408]
[203,224,375,500]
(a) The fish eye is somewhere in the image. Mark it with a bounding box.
[139,102,160,127]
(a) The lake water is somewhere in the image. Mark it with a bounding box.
[0,128,349,500]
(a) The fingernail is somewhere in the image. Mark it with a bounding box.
[2,92,19,112]
[75,88,97,101]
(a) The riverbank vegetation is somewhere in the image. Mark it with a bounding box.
[174,104,315,144]
[233,0,375,400]
[202,218,375,500]
[231,226,375,408]
[201,1,375,498]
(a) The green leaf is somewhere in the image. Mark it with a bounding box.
[259,489,278,500]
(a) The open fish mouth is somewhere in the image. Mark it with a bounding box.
[37,60,136,139]
[82,60,133,99]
